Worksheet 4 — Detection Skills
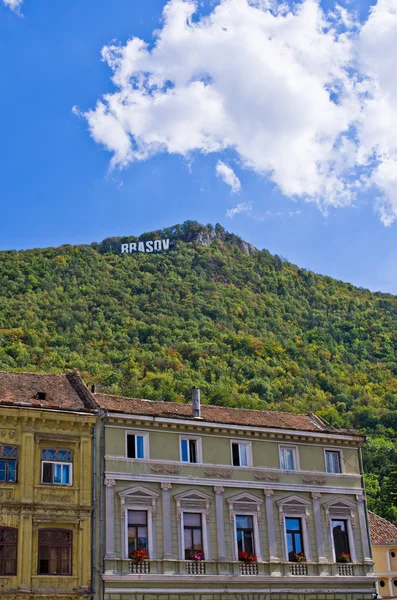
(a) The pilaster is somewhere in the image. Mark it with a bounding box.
[161,482,173,559]
[356,494,372,563]
[104,478,116,558]
[214,486,227,561]
[263,488,278,562]
[312,492,327,563]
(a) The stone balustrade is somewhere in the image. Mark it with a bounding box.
[103,558,371,578]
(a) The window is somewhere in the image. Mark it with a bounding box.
[183,513,203,559]
[0,445,18,483]
[180,437,201,463]
[126,434,145,459]
[285,517,304,561]
[0,527,17,575]
[38,529,72,575]
[325,450,342,474]
[236,515,255,555]
[332,520,350,562]
[279,446,297,471]
[181,439,197,463]
[231,442,251,467]
[41,449,72,486]
[128,511,148,554]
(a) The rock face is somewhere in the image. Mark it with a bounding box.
[192,228,257,255]
[96,221,258,256]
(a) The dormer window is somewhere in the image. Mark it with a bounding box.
[37,392,47,401]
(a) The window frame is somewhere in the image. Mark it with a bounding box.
[279,444,300,471]
[277,496,311,562]
[324,499,357,563]
[41,461,73,486]
[119,488,159,560]
[37,528,73,576]
[179,435,202,464]
[182,512,205,560]
[0,526,18,576]
[180,509,208,560]
[230,440,252,467]
[285,517,305,562]
[127,509,149,555]
[125,431,149,460]
[324,448,343,474]
[0,445,19,484]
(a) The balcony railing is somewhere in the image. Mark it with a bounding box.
[104,558,372,579]
[290,563,308,575]
[337,564,354,576]
[239,562,258,575]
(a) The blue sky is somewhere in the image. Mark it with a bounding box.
[2,0,397,293]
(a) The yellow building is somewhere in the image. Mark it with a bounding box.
[0,370,97,600]
[369,511,397,598]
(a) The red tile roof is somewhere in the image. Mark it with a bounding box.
[369,512,397,545]
[0,371,97,412]
[95,393,360,435]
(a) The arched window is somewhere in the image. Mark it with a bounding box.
[0,527,17,575]
[38,529,72,575]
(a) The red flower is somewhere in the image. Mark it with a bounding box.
[129,549,150,563]
[238,551,258,563]
[338,552,351,563]
[294,552,307,563]
[191,551,205,562]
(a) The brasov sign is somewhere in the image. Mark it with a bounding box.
[121,239,170,254]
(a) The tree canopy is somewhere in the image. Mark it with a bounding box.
[1,221,397,518]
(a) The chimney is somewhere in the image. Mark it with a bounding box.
[91,384,96,394]
[192,387,201,418]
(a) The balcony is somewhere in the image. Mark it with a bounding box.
[104,558,371,579]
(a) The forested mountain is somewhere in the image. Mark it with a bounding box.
[1,221,396,518]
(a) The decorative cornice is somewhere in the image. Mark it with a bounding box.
[203,468,232,478]
[150,464,180,474]
[254,472,280,481]
[302,476,327,484]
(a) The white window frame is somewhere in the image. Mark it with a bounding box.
[179,435,202,464]
[174,489,212,560]
[125,507,153,558]
[125,430,149,460]
[324,448,344,474]
[323,499,357,563]
[230,440,252,467]
[227,492,263,561]
[181,509,209,561]
[119,486,159,560]
[41,460,73,486]
[279,444,300,471]
[277,495,311,562]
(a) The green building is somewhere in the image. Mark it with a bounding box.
[94,389,376,600]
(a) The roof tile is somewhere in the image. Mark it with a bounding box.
[0,371,97,412]
[369,512,397,545]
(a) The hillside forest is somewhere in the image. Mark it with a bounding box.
[0,221,397,519]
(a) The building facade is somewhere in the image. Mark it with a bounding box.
[0,371,97,600]
[369,511,397,598]
[97,390,377,600]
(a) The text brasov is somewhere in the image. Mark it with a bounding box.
[121,239,170,254]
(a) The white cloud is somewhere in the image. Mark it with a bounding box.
[226,201,253,218]
[3,0,23,13]
[216,160,241,193]
[81,0,397,225]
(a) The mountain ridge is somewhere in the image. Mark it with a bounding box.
[1,220,397,518]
